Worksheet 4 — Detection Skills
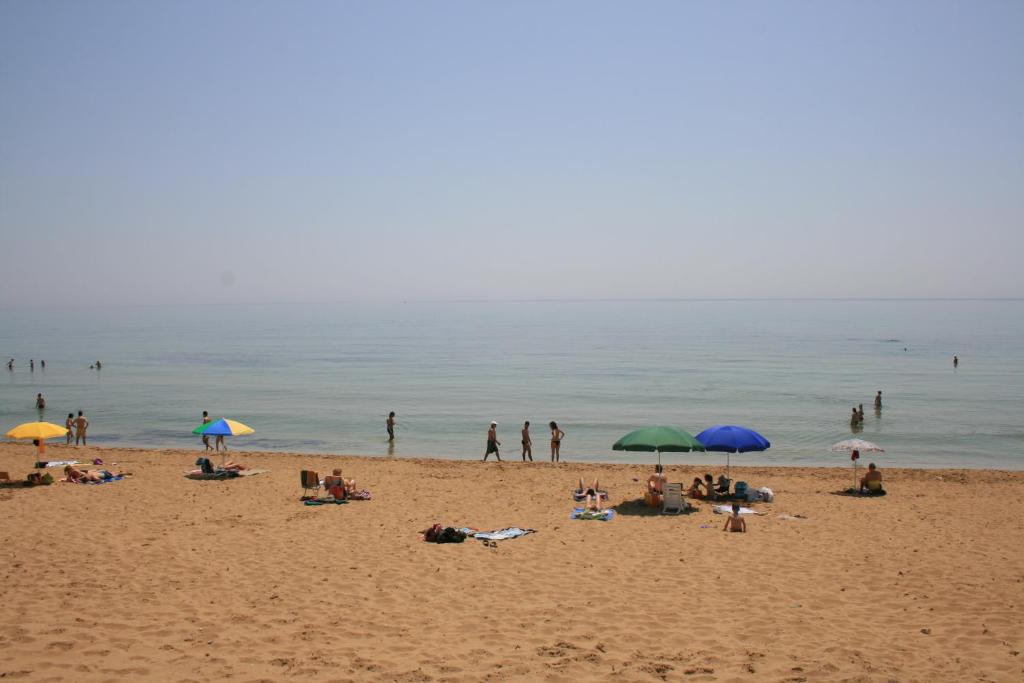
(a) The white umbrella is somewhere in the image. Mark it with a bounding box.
[830,439,884,491]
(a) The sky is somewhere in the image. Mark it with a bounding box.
[1,0,1022,306]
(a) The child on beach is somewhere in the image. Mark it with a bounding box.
[387,412,396,441]
[723,503,746,533]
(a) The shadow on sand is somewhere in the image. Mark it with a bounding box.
[613,497,698,516]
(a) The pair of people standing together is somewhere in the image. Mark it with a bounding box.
[485,420,565,462]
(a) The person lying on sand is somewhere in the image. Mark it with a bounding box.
[63,465,127,483]
[324,468,356,498]
[860,462,884,493]
[723,503,747,533]
[576,477,605,510]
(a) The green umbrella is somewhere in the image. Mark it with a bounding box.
[612,426,705,465]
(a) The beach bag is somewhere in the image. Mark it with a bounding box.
[437,527,466,543]
[757,487,774,503]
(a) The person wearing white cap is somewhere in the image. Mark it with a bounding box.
[484,421,501,461]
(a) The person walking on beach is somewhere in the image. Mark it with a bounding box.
[521,421,532,461]
[201,410,212,451]
[35,393,45,410]
[386,411,396,441]
[874,390,882,409]
[74,410,89,446]
[65,413,74,445]
[484,421,501,461]
[549,421,565,462]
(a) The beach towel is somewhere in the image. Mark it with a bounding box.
[713,504,758,515]
[571,508,615,521]
[185,470,239,480]
[235,469,269,477]
[79,474,124,485]
[346,489,371,500]
[303,498,348,506]
[34,460,81,469]
[465,527,536,541]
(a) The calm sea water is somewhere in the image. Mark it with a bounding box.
[1,300,1022,469]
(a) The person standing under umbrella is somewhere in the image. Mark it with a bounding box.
[484,421,501,462]
[200,410,212,451]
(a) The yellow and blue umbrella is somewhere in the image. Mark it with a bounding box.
[192,418,255,437]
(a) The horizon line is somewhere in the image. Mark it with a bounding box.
[1,296,1023,312]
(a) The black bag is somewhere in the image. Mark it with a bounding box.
[436,527,466,544]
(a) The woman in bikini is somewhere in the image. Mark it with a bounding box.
[549,421,565,462]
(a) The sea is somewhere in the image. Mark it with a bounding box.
[1,300,1022,469]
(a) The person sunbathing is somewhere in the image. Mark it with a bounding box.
[723,503,747,533]
[859,462,884,494]
[576,477,605,511]
[64,465,124,482]
[324,468,356,498]
[221,461,247,471]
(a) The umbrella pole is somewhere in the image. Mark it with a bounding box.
[727,453,731,484]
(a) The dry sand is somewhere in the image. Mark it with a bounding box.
[1,443,1022,682]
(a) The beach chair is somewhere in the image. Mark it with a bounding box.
[300,470,321,499]
[662,483,685,515]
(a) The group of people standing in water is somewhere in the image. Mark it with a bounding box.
[385,412,567,463]
[481,419,568,462]
[484,420,566,463]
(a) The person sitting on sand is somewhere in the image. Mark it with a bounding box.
[703,473,718,500]
[647,464,666,505]
[860,462,884,494]
[576,477,605,510]
[687,477,706,499]
[715,474,731,495]
[324,468,356,498]
[723,503,747,533]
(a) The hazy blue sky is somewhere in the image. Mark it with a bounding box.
[1,1,1022,306]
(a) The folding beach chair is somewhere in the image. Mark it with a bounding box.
[662,483,685,515]
[300,470,321,499]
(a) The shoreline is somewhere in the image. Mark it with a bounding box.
[2,442,1022,681]
[13,440,1024,473]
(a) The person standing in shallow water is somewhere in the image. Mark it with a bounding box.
[521,421,532,461]
[549,421,565,462]
[65,413,74,445]
[386,412,396,441]
[74,410,89,446]
[484,421,501,462]
[874,390,882,409]
[953,355,959,368]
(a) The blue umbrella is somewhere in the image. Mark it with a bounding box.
[696,425,771,482]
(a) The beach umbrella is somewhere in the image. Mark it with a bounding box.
[830,438,884,490]
[5,421,69,467]
[191,418,254,465]
[191,418,255,437]
[696,425,771,483]
[612,426,705,466]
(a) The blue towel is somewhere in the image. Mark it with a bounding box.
[81,475,124,485]
[570,508,615,521]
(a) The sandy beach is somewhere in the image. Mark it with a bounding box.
[1,443,1022,682]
